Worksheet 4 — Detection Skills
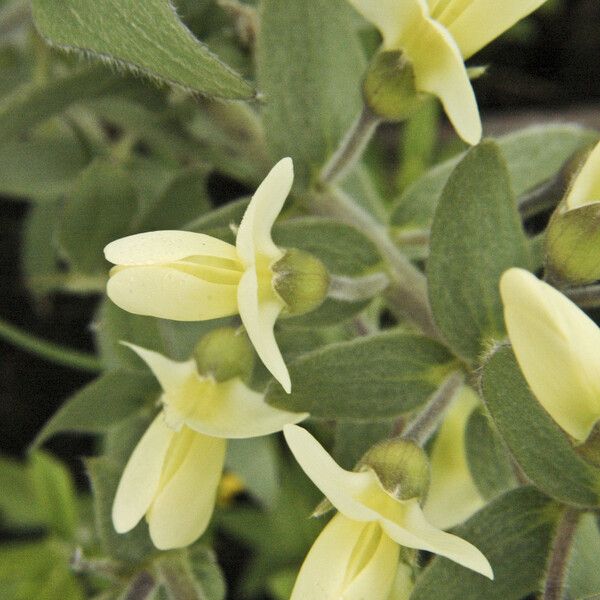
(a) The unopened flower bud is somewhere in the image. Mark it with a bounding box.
[363,51,423,122]
[193,327,254,383]
[358,438,430,500]
[272,248,330,316]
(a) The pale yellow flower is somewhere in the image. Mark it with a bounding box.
[501,267,600,442]
[564,141,600,210]
[112,344,307,549]
[347,0,548,144]
[283,425,493,599]
[105,158,295,392]
[424,386,485,529]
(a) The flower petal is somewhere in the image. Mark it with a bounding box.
[283,424,384,522]
[237,268,290,392]
[184,379,307,438]
[236,158,292,265]
[379,499,493,579]
[444,0,549,60]
[345,0,428,50]
[285,425,493,579]
[291,515,398,600]
[107,265,239,321]
[122,343,197,392]
[424,386,485,529]
[112,413,174,533]
[565,142,600,209]
[501,268,600,442]
[147,429,226,549]
[104,230,238,265]
[407,17,481,145]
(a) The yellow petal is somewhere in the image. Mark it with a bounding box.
[345,0,427,50]
[501,268,600,442]
[387,562,415,600]
[443,0,549,60]
[122,343,197,392]
[107,265,239,321]
[112,413,174,533]
[237,268,290,392]
[407,17,481,145]
[378,499,493,579]
[565,142,600,209]
[424,386,485,529]
[104,230,238,265]
[283,424,382,522]
[183,378,307,439]
[291,515,398,600]
[235,158,292,266]
[147,429,226,549]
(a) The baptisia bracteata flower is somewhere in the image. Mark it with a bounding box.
[105,158,329,394]
[501,267,600,443]
[348,0,548,144]
[112,334,307,550]
[283,425,493,599]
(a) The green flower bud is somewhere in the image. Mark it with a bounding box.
[193,327,254,383]
[272,248,330,316]
[545,202,600,285]
[358,438,430,500]
[363,51,423,122]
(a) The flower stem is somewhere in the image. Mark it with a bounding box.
[309,186,440,339]
[319,106,381,185]
[565,283,600,309]
[542,507,581,600]
[0,317,102,373]
[401,371,464,446]
[328,272,390,302]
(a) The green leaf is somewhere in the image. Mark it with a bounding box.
[427,141,530,361]
[0,539,84,600]
[32,370,159,448]
[567,514,600,600]
[31,0,254,99]
[0,129,88,202]
[86,411,157,563]
[481,346,600,507]
[94,299,233,370]
[464,407,517,500]
[0,452,78,538]
[59,158,138,276]
[21,202,65,299]
[391,124,598,233]
[29,453,78,540]
[156,548,225,600]
[184,197,250,243]
[227,437,279,508]
[266,331,457,420]
[257,0,365,189]
[186,99,271,186]
[334,420,396,470]
[273,217,382,327]
[133,167,211,232]
[0,66,117,139]
[0,456,43,528]
[411,487,560,600]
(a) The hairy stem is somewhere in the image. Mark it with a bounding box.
[328,272,390,302]
[319,106,381,184]
[401,371,464,446]
[309,186,440,339]
[565,283,600,309]
[0,317,102,373]
[542,508,581,600]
